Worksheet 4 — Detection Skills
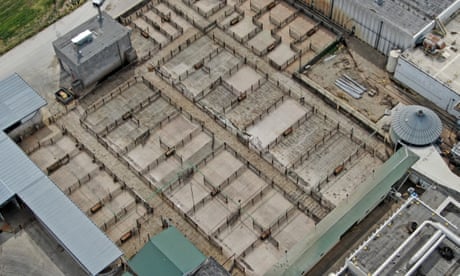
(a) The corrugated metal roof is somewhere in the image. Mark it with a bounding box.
[18,177,122,275]
[0,73,47,130]
[0,179,14,207]
[0,132,44,197]
[129,226,206,276]
[153,227,206,273]
[334,0,455,35]
[268,147,420,275]
[0,131,43,205]
[0,131,122,275]
[391,105,443,146]
[0,133,13,205]
[130,242,183,276]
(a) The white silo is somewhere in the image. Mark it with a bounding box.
[386,49,401,73]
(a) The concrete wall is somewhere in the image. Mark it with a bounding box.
[79,40,124,87]
[53,45,79,81]
[394,57,460,119]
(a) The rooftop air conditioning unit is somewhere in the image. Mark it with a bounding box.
[71,30,93,46]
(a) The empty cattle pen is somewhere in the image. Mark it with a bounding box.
[15,0,399,274]
[21,125,153,250]
[73,75,335,274]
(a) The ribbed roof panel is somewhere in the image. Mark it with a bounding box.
[391,105,442,146]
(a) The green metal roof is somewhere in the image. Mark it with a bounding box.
[128,226,206,276]
[267,147,419,275]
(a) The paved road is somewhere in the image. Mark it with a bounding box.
[0,0,143,102]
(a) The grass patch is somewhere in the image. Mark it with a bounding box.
[0,0,83,55]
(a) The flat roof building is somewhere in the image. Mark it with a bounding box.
[394,11,460,120]
[53,11,136,93]
[337,190,460,276]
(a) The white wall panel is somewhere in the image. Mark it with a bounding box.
[394,57,460,119]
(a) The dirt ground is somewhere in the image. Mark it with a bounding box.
[305,37,407,123]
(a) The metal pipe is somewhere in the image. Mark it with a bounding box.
[405,234,445,276]
[374,220,460,276]
[342,74,367,92]
[339,198,415,275]
[431,221,460,245]
[407,230,443,267]
[335,81,362,99]
[338,151,413,276]
[373,220,431,276]
[417,200,458,230]
[375,21,384,50]
[336,79,365,94]
[329,0,335,19]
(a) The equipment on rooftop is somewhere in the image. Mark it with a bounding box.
[93,0,105,23]
[439,246,454,261]
[407,221,418,234]
[71,30,93,46]
[451,142,460,165]
[423,33,447,56]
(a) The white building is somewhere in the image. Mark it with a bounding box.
[394,12,460,120]
[293,0,460,55]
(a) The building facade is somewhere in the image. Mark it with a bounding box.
[53,12,136,93]
[297,0,460,55]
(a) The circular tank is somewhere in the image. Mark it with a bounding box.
[386,49,401,73]
[390,105,442,147]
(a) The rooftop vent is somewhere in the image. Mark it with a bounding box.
[407,221,418,234]
[439,246,454,261]
[71,30,93,46]
[93,0,105,23]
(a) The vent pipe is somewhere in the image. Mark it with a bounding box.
[92,0,105,24]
